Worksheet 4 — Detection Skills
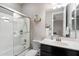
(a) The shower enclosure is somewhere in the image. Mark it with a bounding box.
[0,6,30,56]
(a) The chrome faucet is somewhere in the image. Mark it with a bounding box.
[22,39,27,49]
[51,35,53,40]
[22,39,27,45]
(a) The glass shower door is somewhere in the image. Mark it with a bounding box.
[0,6,30,56]
[23,18,30,50]
[13,13,30,56]
[0,12,13,56]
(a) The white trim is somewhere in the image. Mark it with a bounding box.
[0,4,26,17]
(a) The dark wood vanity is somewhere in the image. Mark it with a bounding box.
[40,44,79,56]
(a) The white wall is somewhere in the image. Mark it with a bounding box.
[21,3,53,40]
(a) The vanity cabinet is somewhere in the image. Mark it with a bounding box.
[40,44,79,56]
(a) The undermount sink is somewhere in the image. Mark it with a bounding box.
[41,39,68,46]
[51,41,68,46]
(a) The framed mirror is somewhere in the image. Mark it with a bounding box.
[53,7,66,37]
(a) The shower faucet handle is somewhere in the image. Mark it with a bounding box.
[20,30,23,35]
[24,39,27,42]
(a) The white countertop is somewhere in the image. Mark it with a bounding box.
[40,38,79,51]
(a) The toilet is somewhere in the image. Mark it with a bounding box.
[25,40,41,56]
[32,40,41,50]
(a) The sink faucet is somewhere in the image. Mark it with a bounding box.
[51,35,53,40]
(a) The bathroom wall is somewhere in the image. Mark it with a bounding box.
[21,3,53,41]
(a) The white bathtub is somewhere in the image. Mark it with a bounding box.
[0,45,30,56]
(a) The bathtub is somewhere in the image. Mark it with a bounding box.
[0,45,30,56]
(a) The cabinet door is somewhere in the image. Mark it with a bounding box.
[66,49,77,56]
[40,44,67,56]
[40,44,52,53]
[51,46,67,56]
[40,44,52,56]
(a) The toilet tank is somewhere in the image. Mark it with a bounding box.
[32,40,41,50]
